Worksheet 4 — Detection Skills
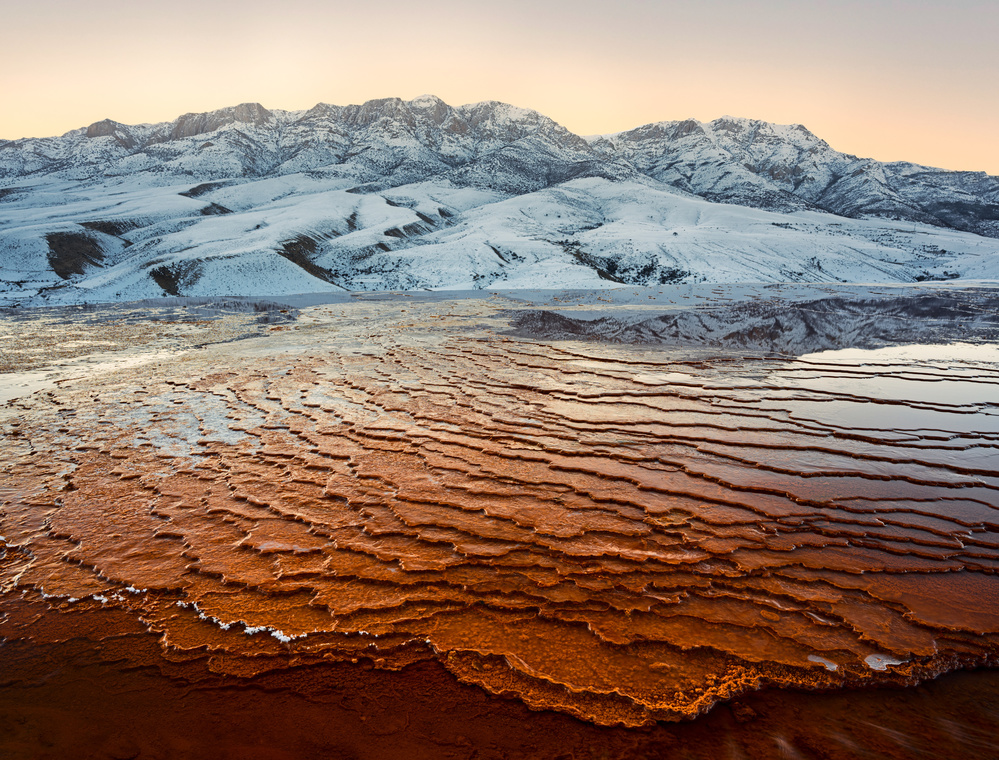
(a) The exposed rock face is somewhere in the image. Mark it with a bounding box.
[44,231,105,279]
[167,102,274,141]
[84,118,136,149]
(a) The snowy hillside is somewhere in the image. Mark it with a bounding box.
[588,117,999,238]
[1,96,996,304]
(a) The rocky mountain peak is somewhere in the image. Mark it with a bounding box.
[707,116,829,152]
[635,119,708,143]
[456,100,588,150]
[408,93,448,109]
[167,102,274,141]
[84,119,137,149]
[85,119,121,138]
[404,94,453,127]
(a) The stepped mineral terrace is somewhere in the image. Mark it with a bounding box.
[2,283,999,757]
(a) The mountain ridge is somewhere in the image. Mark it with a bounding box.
[1,96,996,305]
[4,96,996,236]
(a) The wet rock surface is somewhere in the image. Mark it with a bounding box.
[2,285,999,757]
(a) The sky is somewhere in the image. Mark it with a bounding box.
[3,0,997,173]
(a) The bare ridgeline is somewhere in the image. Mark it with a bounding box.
[2,284,999,758]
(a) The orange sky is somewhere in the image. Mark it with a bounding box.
[3,0,997,173]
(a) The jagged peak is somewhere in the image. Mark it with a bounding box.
[288,96,557,137]
[712,115,755,125]
[167,102,273,141]
[456,101,575,142]
[85,119,128,138]
[596,118,708,143]
[460,100,544,121]
[709,116,768,138]
[299,102,339,121]
[408,94,447,108]
[84,119,136,149]
[359,96,406,109]
[708,116,829,148]
[195,102,273,123]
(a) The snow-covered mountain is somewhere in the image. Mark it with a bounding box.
[1,96,996,304]
[588,118,999,237]
[0,96,631,193]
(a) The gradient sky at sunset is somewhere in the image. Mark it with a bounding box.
[3,0,997,173]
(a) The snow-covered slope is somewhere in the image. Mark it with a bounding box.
[588,117,999,237]
[1,96,996,304]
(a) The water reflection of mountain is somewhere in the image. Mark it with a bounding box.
[509,290,999,355]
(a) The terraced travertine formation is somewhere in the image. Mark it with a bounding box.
[2,289,999,733]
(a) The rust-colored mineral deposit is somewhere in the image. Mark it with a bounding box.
[2,288,999,758]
